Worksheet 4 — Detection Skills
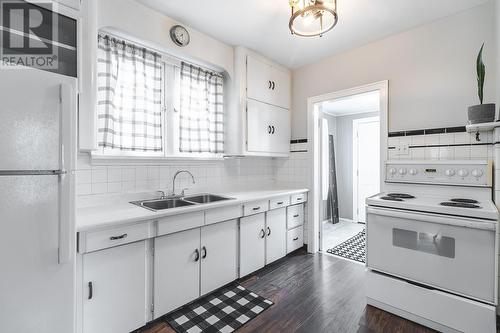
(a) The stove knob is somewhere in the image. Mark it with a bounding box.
[458,169,469,177]
[409,168,418,175]
[398,168,407,175]
[388,167,397,175]
[472,169,483,178]
[445,169,455,177]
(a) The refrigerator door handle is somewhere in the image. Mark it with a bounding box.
[58,82,74,265]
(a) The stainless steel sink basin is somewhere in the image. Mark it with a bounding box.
[131,198,195,211]
[183,194,234,204]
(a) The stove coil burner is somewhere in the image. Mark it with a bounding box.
[440,202,481,209]
[450,198,479,204]
[380,196,404,201]
[387,193,416,199]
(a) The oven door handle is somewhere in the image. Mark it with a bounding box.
[366,207,496,231]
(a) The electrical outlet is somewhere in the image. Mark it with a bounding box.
[396,144,410,155]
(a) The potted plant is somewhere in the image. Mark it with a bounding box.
[468,43,496,124]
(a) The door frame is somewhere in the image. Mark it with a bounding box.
[352,116,380,223]
[307,80,388,254]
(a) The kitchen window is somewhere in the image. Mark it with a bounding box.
[95,33,225,158]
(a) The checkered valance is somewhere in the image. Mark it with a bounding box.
[97,34,163,152]
[179,62,224,153]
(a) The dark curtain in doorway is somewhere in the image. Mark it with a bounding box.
[326,134,339,224]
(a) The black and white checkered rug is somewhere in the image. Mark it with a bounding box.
[163,284,273,333]
[326,229,366,263]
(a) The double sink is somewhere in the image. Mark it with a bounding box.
[131,194,234,212]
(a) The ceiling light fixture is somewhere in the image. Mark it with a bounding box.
[289,0,338,37]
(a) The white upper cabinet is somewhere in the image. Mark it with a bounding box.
[247,55,291,110]
[247,99,291,154]
[226,47,291,157]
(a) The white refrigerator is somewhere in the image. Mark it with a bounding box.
[0,69,77,333]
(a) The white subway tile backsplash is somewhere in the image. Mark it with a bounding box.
[91,168,107,183]
[424,134,440,145]
[454,146,471,159]
[76,170,91,184]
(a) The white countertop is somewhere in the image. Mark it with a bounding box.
[76,188,308,232]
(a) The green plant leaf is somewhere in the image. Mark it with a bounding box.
[476,43,485,104]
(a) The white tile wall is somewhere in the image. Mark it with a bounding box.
[388,131,493,161]
[76,154,276,197]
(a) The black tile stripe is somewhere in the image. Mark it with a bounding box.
[388,126,467,137]
[387,142,493,149]
[291,139,308,144]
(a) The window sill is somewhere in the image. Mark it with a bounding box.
[90,153,226,165]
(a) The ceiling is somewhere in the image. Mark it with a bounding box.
[322,91,380,116]
[137,0,490,69]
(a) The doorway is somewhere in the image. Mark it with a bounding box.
[306,81,388,255]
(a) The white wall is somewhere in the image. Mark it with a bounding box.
[292,3,496,138]
[96,0,234,76]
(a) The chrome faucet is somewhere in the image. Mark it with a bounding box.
[171,170,196,196]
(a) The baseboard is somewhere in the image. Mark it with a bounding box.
[339,218,354,223]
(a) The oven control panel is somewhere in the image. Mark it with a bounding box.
[385,161,492,187]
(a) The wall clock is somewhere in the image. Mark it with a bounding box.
[170,25,190,47]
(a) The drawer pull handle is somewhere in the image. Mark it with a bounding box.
[109,233,128,241]
[253,207,261,211]
[293,237,299,241]
[202,246,207,259]
[277,202,284,205]
[267,227,271,236]
[88,281,93,300]
[268,80,272,89]
[260,229,265,239]
[194,249,200,262]
[296,198,303,201]
[293,214,300,218]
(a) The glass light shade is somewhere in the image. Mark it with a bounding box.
[289,0,338,37]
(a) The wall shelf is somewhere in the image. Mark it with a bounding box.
[465,121,500,133]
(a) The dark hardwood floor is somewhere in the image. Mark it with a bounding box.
[136,249,457,333]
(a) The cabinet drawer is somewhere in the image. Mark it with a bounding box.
[287,204,304,229]
[205,205,243,225]
[244,200,269,216]
[80,222,153,253]
[269,196,290,210]
[287,226,303,253]
[291,193,306,204]
[157,211,204,236]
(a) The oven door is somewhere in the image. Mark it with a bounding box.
[366,206,497,304]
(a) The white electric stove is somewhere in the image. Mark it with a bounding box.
[366,160,498,333]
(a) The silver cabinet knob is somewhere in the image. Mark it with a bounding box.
[471,169,483,178]
[445,169,455,177]
[458,169,469,177]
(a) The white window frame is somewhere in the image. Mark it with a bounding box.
[92,33,225,161]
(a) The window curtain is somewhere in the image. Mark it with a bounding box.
[179,62,224,153]
[97,34,163,152]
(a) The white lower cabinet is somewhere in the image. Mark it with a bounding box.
[82,241,148,333]
[201,220,238,295]
[154,220,238,318]
[154,228,201,318]
[240,213,266,277]
[240,208,287,277]
[265,208,287,264]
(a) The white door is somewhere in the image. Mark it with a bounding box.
[247,99,290,154]
[239,213,266,277]
[247,55,272,105]
[83,242,148,333]
[271,67,291,109]
[154,228,200,318]
[353,117,380,223]
[265,208,287,264]
[200,220,238,295]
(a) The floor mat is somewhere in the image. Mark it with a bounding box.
[163,284,273,333]
[326,229,366,263]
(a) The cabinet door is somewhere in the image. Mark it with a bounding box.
[240,213,266,277]
[200,220,238,295]
[83,242,148,333]
[154,228,200,318]
[247,55,273,105]
[271,67,291,109]
[266,208,287,265]
[247,99,290,154]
